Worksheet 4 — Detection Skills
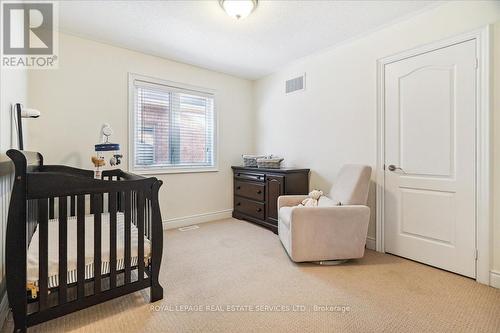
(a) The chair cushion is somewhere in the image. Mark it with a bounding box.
[279,206,294,229]
[329,165,372,205]
[317,196,340,207]
[280,197,338,229]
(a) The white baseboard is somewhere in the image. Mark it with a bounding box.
[490,270,500,289]
[0,293,9,329]
[365,236,376,250]
[163,209,233,230]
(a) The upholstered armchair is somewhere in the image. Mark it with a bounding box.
[278,165,372,263]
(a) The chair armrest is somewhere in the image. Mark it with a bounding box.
[278,195,308,209]
[291,205,370,225]
[289,205,370,261]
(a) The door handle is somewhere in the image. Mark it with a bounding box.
[388,165,406,173]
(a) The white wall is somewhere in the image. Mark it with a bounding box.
[0,69,28,152]
[0,68,28,319]
[23,1,500,279]
[253,1,500,269]
[27,33,254,224]
[493,22,500,283]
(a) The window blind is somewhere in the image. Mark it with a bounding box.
[133,79,215,171]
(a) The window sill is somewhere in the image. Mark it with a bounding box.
[131,167,219,175]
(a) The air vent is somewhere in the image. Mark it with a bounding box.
[285,74,305,94]
[178,225,200,232]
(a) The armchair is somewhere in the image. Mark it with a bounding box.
[278,165,372,263]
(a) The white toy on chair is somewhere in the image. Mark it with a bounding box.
[300,189,323,207]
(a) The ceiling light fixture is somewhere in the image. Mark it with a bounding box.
[219,0,258,20]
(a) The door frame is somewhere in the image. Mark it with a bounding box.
[375,26,492,285]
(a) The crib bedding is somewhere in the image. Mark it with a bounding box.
[27,212,151,288]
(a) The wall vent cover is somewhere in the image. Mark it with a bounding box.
[178,225,200,232]
[285,74,305,94]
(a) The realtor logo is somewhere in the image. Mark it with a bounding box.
[1,1,58,68]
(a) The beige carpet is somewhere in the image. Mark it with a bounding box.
[3,218,500,332]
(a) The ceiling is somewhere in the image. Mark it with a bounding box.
[59,0,438,80]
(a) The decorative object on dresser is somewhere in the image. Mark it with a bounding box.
[241,154,283,168]
[232,166,309,233]
[256,155,283,169]
[242,154,267,167]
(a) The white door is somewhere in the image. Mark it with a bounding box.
[384,40,477,278]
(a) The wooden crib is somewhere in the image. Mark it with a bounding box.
[6,149,164,332]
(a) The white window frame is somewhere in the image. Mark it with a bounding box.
[128,73,218,174]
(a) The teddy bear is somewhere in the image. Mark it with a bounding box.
[91,156,106,168]
[300,189,324,207]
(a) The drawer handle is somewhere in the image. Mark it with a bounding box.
[236,186,241,190]
[236,202,241,206]
[256,208,262,212]
[257,190,262,194]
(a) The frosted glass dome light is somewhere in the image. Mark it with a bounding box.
[219,0,258,20]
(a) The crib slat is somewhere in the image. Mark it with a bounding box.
[146,200,150,239]
[70,196,76,216]
[132,192,135,227]
[58,196,68,304]
[93,194,102,294]
[77,195,85,299]
[109,192,117,288]
[117,191,121,212]
[149,200,152,239]
[144,200,147,239]
[124,191,131,284]
[137,191,145,281]
[38,198,49,311]
[147,200,151,239]
[134,192,138,226]
[49,197,54,219]
[118,191,125,212]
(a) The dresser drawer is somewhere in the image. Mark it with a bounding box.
[234,180,265,201]
[234,171,265,182]
[234,197,265,220]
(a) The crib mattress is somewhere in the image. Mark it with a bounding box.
[27,212,151,288]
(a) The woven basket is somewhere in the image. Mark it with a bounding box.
[242,154,267,167]
[256,156,284,169]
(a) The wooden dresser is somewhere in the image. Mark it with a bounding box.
[232,166,310,233]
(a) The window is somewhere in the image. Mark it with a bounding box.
[130,74,216,173]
